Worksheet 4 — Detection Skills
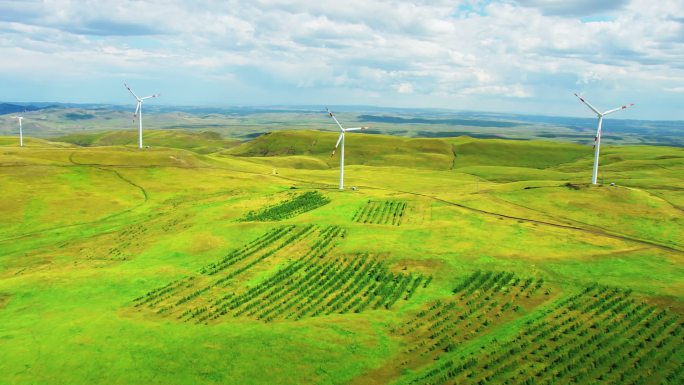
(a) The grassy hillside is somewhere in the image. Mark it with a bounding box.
[0,131,682,385]
[0,136,75,148]
[228,130,603,172]
[449,139,589,168]
[227,130,457,170]
[57,129,240,154]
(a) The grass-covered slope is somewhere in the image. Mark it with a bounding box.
[0,130,682,385]
[0,135,76,148]
[227,130,615,172]
[227,130,456,169]
[449,138,589,168]
[57,129,240,154]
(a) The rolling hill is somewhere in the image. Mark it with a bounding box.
[57,129,241,154]
[0,130,682,385]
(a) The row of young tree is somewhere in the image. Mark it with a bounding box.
[206,251,428,323]
[353,200,407,225]
[133,223,431,323]
[241,191,330,222]
[404,281,683,385]
[133,224,324,316]
[393,270,549,363]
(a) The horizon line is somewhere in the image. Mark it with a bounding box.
[1,100,680,123]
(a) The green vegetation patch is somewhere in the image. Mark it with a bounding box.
[363,270,552,384]
[223,251,428,322]
[241,191,330,222]
[401,273,683,385]
[133,225,429,323]
[353,200,408,225]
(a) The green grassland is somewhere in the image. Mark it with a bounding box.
[0,129,682,385]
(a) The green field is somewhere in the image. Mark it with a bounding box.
[0,129,682,385]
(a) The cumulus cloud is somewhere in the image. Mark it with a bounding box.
[0,0,682,119]
[576,71,602,85]
[397,83,414,94]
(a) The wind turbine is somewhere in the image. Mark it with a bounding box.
[124,83,160,149]
[327,108,368,190]
[574,93,634,185]
[11,115,24,147]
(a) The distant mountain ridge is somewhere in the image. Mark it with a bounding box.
[0,103,43,115]
[1,102,681,146]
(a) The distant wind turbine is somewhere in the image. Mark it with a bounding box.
[328,108,368,190]
[124,83,160,149]
[574,93,634,185]
[11,115,24,147]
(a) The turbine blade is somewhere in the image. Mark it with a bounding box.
[574,93,602,116]
[326,108,345,131]
[343,126,368,132]
[331,133,344,157]
[141,93,160,100]
[125,82,141,101]
[133,103,141,122]
[603,103,634,116]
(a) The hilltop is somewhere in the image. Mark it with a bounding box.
[0,103,43,115]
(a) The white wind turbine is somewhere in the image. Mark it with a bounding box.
[11,115,24,147]
[574,93,634,185]
[124,83,160,149]
[328,108,368,190]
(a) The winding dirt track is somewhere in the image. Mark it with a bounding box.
[2,153,682,256]
[267,171,684,255]
[0,153,150,244]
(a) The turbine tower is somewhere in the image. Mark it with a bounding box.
[11,115,24,147]
[574,93,634,185]
[328,108,368,190]
[124,83,160,149]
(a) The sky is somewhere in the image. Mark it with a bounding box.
[0,0,683,120]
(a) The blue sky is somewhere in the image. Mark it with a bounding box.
[0,0,683,120]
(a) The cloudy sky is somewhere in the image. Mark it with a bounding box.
[1,0,683,119]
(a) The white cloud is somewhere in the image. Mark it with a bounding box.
[576,71,602,85]
[397,83,414,93]
[0,0,682,119]
[461,85,532,98]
